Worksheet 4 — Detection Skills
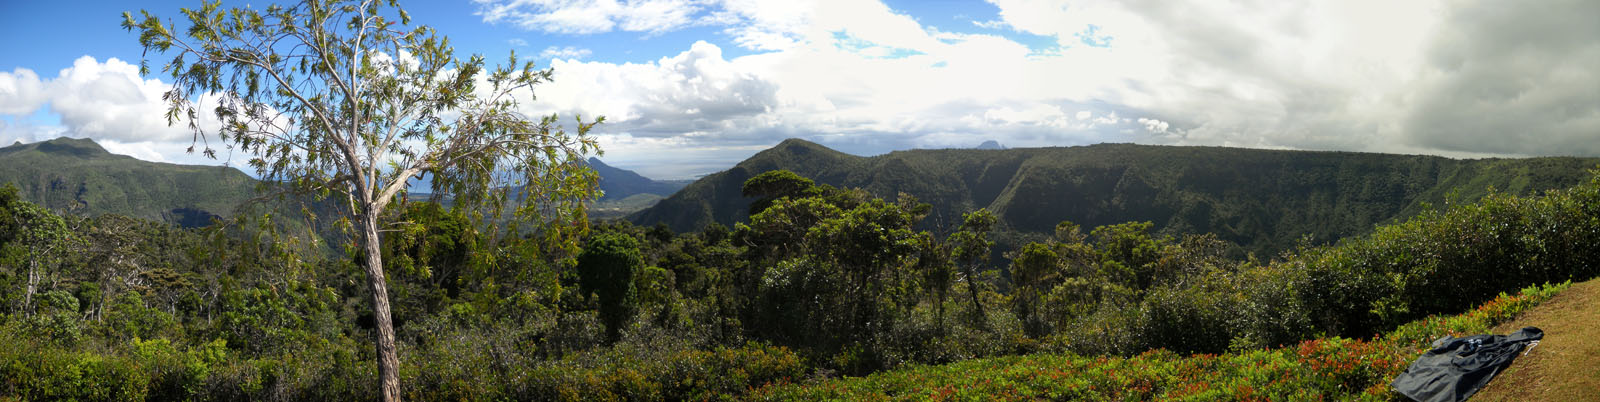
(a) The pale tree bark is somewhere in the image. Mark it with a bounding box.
[22,237,59,318]
[360,207,402,401]
[24,260,38,317]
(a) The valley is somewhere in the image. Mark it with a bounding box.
[2,0,1594,399]
[632,138,1598,257]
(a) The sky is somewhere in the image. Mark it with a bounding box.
[1,0,1597,180]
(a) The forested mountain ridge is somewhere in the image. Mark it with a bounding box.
[0,137,258,227]
[0,137,693,226]
[585,157,689,201]
[584,157,692,218]
[632,138,1599,255]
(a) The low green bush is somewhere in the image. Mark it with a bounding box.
[749,281,1570,401]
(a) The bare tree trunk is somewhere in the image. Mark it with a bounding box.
[935,288,946,336]
[23,260,38,317]
[361,209,403,402]
[963,263,988,331]
[96,275,110,322]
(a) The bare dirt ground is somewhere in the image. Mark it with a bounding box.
[1472,278,1600,401]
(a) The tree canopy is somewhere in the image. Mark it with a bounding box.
[123,0,602,399]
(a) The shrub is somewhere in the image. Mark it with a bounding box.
[1290,178,1600,338]
[749,281,1570,400]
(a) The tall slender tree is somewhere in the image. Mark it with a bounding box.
[576,233,643,343]
[124,1,602,399]
[948,208,996,331]
[4,196,77,317]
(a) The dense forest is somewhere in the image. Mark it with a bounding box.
[633,139,1598,257]
[3,156,1598,399]
[2,0,1590,399]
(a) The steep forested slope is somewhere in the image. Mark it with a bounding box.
[586,157,689,201]
[0,137,697,228]
[0,137,258,227]
[632,139,1597,255]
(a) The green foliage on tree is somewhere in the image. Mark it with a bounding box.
[1090,221,1162,289]
[4,159,1600,400]
[948,209,996,331]
[578,233,643,343]
[0,186,80,318]
[742,169,819,216]
[122,0,602,397]
[382,201,479,329]
[1009,242,1059,337]
[912,232,954,334]
[732,172,945,371]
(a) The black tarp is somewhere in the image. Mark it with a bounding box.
[1391,326,1543,402]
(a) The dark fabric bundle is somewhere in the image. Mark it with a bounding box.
[1391,326,1543,402]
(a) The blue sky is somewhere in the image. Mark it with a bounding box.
[2,0,1597,179]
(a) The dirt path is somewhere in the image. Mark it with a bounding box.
[1472,278,1600,401]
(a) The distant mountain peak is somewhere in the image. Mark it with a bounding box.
[0,136,260,228]
[0,137,115,159]
[755,138,856,163]
[976,140,1006,150]
[773,138,826,154]
[584,156,688,202]
[778,138,822,147]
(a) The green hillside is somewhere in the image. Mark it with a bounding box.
[631,139,1598,255]
[0,137,259,227]
[590,193,668,220]
[586,157,689,201]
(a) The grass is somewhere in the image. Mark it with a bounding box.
[1473,279,1600,401]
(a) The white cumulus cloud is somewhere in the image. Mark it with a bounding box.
[539,46,594,60]
[982,104,1069,127]
[0,56,191,143]
[46,56,195,142]
[0,68,48,116]
[529,41,780,141]
[472,0,817,52]
[474,0,706,35]
[0,56,234,166]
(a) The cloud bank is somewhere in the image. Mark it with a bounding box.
[472,0,1599,178]
[0,56,225,165]
[4,0,1595,179]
